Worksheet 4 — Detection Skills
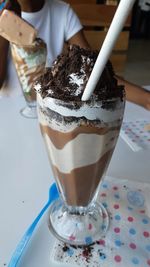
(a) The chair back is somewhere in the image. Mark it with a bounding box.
[68,3,132,74]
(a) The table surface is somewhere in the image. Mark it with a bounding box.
[0,88,150,267]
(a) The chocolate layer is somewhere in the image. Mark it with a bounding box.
[40,115,120,206]
[52,149,113,206]
[40,124,120,150]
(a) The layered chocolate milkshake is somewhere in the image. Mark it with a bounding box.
[35,45,125,245]
[11,38,47,104]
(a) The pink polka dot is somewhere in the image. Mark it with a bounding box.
[114,255,122,262]
[140,210,145,214]
[101,193,106,197]
[114,227,120,233]
[69,234,76,240]
[128,216,134,222]
[114,204,120,209]
[113,186,118,190]
[129,243,136,249]
[143,231,150,238]
[88,223,92,230]
[98,239,105,246]
[147,259,150,266]
[102,213,107,219]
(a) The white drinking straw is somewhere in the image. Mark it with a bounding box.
[81,0,136,101]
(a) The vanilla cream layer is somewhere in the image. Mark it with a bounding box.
[43,130,118,173]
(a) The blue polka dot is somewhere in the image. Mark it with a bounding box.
[129,228,136,235]
[132,257,139,264]
[146,245,150,252]
[102,202,108,208]
[115,240,122,247]
[114,194,120,199]
[102,183,108,188]
[114,214,121,221]
[67,248,74,256]
[128,206,133,211]
[100,254,106,260]
[85,236,93,245]
[142,218,149,224]
[101,224,106,230]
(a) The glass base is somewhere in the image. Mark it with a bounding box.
[20,106,37,119]
[48,199,109,246]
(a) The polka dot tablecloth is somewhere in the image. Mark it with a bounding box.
[51,176,150,267]
[120,120,150,152]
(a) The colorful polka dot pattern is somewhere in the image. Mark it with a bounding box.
[53,176,150,267]
[121,120,150,150]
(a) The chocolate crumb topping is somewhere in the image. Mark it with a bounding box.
[35,45,124,104]
[62,242,96,263]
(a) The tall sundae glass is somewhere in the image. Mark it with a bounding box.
[35,46,125,245]
[11,38,47,118]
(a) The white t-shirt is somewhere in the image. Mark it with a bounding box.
[1,0,82,96]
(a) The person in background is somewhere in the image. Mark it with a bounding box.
[0,0,21,88]
[0,0,150,111]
